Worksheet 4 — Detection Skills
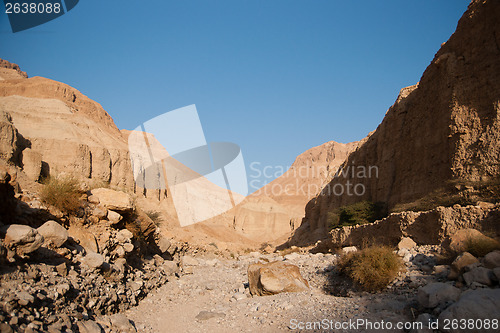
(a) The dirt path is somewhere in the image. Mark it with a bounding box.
[125,253,416,333]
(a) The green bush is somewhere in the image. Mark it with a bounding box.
[338,246,402,292]
[41,176,81,213]
[329,201,387,230]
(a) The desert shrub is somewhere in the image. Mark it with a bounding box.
[338,246,402,292]
[145,210,162,226]
[40,176,81,213]
[464,236,500,257]
[329,201,387,230]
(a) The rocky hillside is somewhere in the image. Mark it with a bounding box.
[295,0,500,244]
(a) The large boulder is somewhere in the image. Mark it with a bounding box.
[483,250,500,269]
[447,229,500,255]
[37,220,68,247]
[0,224,44,257]
[438,289,500,333]
[417,282,461,309]
[90,188,133,212]
[248,261,309,296]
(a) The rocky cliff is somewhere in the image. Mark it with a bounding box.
[295,0,500,244]
[0,59,134,190]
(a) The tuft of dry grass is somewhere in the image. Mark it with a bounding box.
[463,236,500,257]
[40,176,82,213]
[338,246,402,292]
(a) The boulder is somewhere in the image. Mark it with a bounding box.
[81,252,105,269]
[417,282,461,308]
[483,250,500,269]
[438,289,500,333]
[107,210,122,224]
[398,237,416,250]
[0,224,44,256]
[90,188,133,212]
[447,229,499,254]
[248,261,309,296]
[463,267,493,286]
[449,252,479,280]
[37,220,68,247]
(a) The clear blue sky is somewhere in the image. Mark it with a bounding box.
[0,0,470,192]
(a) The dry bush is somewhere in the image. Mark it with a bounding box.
[464,236,500,257]
[338,246,402,292]
[40,176,81,213]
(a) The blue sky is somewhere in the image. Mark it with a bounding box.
[0,0,469,192]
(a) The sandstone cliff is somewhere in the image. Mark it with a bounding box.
[0,60,134,190]
[294,0,500,245]
[201,141,357,243]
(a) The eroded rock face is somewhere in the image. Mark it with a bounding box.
[0,74,134,191]
[248,261,309,296]
[300,0,500,243]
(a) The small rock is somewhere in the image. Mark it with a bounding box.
[181,255,199,267]
[110,314,136,332]
[107,210,122,224]
[195,311,226,321]
[342,246,357,254]
[81,252,105,269]
[0,323,13,333]
[56,262,67,276]
[162,261,179,276]
[398,237,416,250]
[449,252,478,279]
[16,291,34,306]
[90,188,133,212]
[116,229,133,243]
[92,206,108,219]
[123,243,134,253]
[157,237,171,254]
[77,320,103,333]
[284,253,300,261]
[232,292,247,301]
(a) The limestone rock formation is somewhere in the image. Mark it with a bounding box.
[298,0,500,244]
